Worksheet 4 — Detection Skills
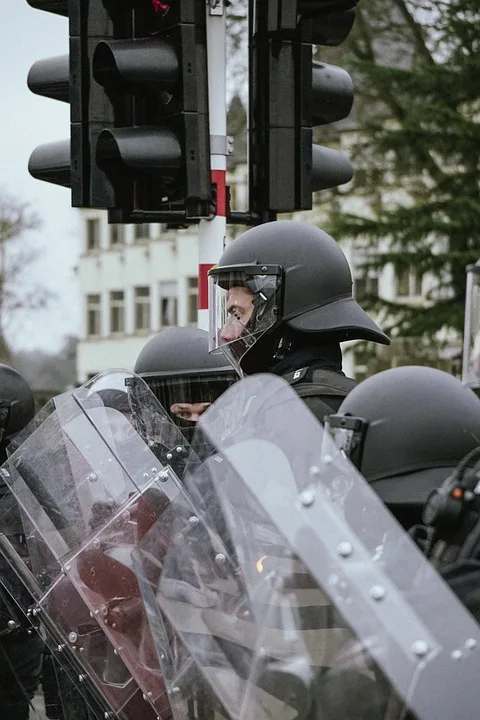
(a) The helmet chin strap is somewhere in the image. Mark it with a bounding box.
[272,328,295,361]
[236,324,291,375]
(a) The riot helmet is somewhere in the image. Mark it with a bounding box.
[326,365,480,529]
[94,387,137,446]
[134,327,237,443]
[208,220,389,375]
[0,364,35,445]
[95,387,131,415]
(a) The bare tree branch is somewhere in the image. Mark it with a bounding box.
[0,188,54,361]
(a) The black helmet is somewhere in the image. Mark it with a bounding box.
[95,388,131,414]
[326,366,480,528]
[134,327,237,441]
[0,364,35,441]
[135,326,235,378]
[208,220,389,375]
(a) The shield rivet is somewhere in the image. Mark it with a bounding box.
[300,489,315,506]
[411,640,429,658]
[337,541,353,558]
[370,585,386,601]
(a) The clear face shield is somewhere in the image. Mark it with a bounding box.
[208,265,283,376]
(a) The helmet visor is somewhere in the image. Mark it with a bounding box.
[144,373,237,443]
[324,414,369,470]
[208,265,283,375]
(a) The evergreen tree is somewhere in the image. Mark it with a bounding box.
[325,0,480,342]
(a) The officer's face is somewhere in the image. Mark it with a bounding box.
[219,286,254,343]
[170,402,211,422]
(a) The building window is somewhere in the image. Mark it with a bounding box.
[86,218,100,251]
[134,286,151,331]
[149,223,166,239]
[229,182,238,210]
[159,281,178,327]
[187,277,198,325]
[86,294,101,337]
[110,291,125,334]
[397,268,410,296]
[352,247,379,298]
[110,225,124,246]
[412,268,423,296]
[354,274,379,298]
[134,224,150,241]
[396,266,423,298]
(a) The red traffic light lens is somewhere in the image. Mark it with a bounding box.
[151,0,169,13]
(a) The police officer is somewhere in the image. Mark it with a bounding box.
[203,223,391,718]
[134,326,238,446]
[422,439,480,634]
[325,367,480,718]
[208,220,390,422]
[0,365,105,720]
[0,364,44,719]
[326,365,480,531]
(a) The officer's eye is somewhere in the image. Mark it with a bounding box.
[176,410,191,420]
[228,307,244,322]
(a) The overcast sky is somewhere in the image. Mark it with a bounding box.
[1,6,81,353]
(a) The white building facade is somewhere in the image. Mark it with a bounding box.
[77,217,203,382]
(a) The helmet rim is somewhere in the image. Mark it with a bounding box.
[286,295,390,345]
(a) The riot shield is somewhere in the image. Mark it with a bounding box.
[133,480,229,720]
[0,369,195,720]
[136,373,480,720]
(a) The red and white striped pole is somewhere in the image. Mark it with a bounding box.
[197,0,227,332]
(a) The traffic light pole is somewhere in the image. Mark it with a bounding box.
[197,0,228,331]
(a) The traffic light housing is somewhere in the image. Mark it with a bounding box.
[249,0,357,215]
[27,1,71,188]
[26,0,212,220]
[90,1,212,219]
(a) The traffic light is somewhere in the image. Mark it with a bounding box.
[27,1,71,188]
[91,0,212,220]
[249,0,357,215]
[26,1,212,221]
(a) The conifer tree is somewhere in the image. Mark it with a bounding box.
[325,0,480,342]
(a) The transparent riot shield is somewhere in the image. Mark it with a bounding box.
[136,373,480,720]
[0,369,196,720]
[133,480,231,720]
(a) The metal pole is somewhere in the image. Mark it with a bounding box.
[197,0,227,331]
[248,0,277,225]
